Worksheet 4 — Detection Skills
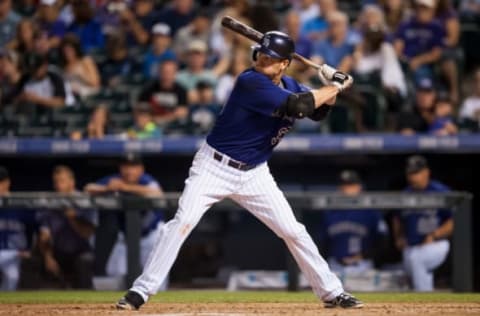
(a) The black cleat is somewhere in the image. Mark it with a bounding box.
[324,292,364,309]
[116,291,145,310]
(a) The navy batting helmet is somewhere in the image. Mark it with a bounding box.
[252,31,295,62]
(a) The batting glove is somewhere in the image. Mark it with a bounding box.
[330,72,354,92]
[319,64,338,81]
[317,68,329,85]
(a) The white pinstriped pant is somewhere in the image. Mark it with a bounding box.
[131,142,343,301]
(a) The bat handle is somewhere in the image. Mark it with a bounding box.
[292,53,323,70]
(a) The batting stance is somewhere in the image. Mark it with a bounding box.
[117,31,363,310]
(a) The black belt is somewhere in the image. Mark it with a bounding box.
[213,152,256,171]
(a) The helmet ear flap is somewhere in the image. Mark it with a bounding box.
[252,49,258,61]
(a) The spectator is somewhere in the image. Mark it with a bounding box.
[14,0,37,17]
[36,0,67,50]
[393,155,453,291]
[284,10,313,59]
[95,0,127,36]
[311,10,354,73]
[248,3,279,34]
[0,166,36,291]
[215,50,249,105]
[138,59,188,127]
[6,19,36,57]
[126,0,160,47]
[84,154,164,282]
[59,34,100,99]
[459,68,480,130]
[176,40,221,103]
[127,102,162,139]
[70,104,112,140]
[97,0,156,47]
[173,10,211,65]
[393,0,444,83]
[429,94,458,135]
[210,0,251,58]
[156,0,196,36]
[352,10,407,129]
[397,78,436,135]
[0,0,21,47]
[21,166,97,289]
[100,33,134,87]
[0,49,22,106]
[436,0,461,104]
[301,0,338,41]
[319,170,388,274]
[68,0,105,53]
[188,81,221,135]
[13,52,67,115]
[143,23,176,79]
[291,0,319,27]
[379,0,411,35]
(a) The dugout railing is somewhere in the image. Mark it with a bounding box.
[0,191,473,292]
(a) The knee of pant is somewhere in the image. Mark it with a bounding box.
[278,223,307,242]
[175,212,201,232]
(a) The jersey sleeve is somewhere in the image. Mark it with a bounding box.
[96,175,114,185]
[236,72,292,116]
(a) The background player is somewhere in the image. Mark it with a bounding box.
[116,30,362,310]
[319,170,389,274]
[0,166,36,291]
[393,155,453,291]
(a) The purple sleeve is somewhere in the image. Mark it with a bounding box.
[96,175,114,185]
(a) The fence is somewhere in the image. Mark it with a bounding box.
[0,191,473,292]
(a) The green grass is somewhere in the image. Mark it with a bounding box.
[0,291,479,304]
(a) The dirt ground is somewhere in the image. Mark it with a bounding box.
[0,303,479,316]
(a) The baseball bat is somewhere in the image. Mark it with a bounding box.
[221,15,323,70]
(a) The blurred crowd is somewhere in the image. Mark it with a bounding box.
[1,0,480,137]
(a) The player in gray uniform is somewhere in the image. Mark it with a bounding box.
[117,31,363,310]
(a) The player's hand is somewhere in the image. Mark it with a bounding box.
[318,66,353,91]
[44,254,61,277]
[330,72,354,92]
[423,233,436,245]
[108,178,126,191]
[395,237,406,251]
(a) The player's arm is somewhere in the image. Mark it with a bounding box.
[37,227,61,276]
[84,183,109,194]
[119,182,164,197]
[428,218,454,241]
[64,208,96,240]
[392,215,406,250]
[281,73,352,120]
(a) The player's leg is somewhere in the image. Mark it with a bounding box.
[404,240,450,291]
[231,164,362,308]
[118,147,238,309]
[0,250,20,290]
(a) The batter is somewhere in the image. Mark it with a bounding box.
[116,31,362,310]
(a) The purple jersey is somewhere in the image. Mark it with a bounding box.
[395,17,445,59]
[400,180,452,246]
[206,68,309,165]
[320,210,387,261]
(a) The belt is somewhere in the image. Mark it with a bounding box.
[213,152,256,171]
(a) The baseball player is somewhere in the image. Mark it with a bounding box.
[0,166,36,290]
[320,170,388,274]
[117,31,362,310]
[393,155,453,291]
